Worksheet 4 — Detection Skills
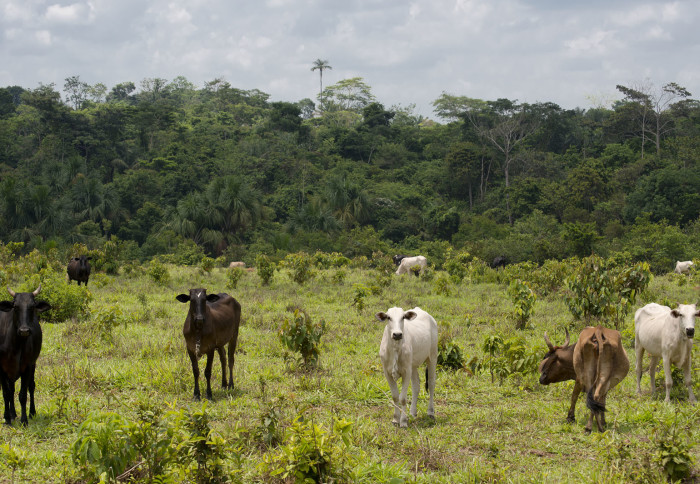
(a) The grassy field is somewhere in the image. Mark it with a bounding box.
[0,262,699,483]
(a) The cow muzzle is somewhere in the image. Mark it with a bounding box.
[392,332,403,341]
[18,327,32,337]
[686,328,695,338]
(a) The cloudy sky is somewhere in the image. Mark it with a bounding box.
[2,0,699,118]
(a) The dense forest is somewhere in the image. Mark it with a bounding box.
[1,76,699,273]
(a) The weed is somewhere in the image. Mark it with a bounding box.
[508,279,536,329]
[147,258,170,285]
[279,306,327,368]
[352,284,369,313]
[0,443,28,484]
[256,254,275,286]
[226,267,245,290]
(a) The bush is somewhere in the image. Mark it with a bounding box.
[352,284,369,313]
[433,273,453,296]
[279,306,326,368]
[256,254,275,286]
[18,269,92,324]
[444,249,473,283]
[93,304,133,343]
[654,420,695,481]
[147,258,170,285]
[283,252,315,285]
[200,256,216,273]
[508,279,536,330]
[226,267,245,290]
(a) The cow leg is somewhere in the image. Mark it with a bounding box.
[683,361,696,404]
[383,370,401,425]
[567,381,582,423]
[216,346,228,389]
[427,359,436,419]
[227,340,236,390]
[187,350,201,400]
[410,367,420,418]
[18,374,29,426]
[203,351,215,400]
[399,367,411,427]
[648,355,660,395]
[1,378,13,425]
[662,356,673,403]
[28,364,36,418]
[594,394,607,432]
[635,343,645,394]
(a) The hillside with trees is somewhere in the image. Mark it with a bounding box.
[1,76,699,272]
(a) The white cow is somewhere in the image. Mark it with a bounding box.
[229,261,246,269]
[674,260,694,274]
[635,303,698,403]
[376,307,438,427]
[395,255,427,275]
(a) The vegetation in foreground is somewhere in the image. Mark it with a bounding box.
[0,248,699,482]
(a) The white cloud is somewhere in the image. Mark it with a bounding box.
[35,30,52,46]
[45,2,95,24]
[565,30,618,57]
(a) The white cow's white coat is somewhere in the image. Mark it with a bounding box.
[674,260,694,274]
[635,303,698,403]
[395,255,427,275]
[377,307,438,427]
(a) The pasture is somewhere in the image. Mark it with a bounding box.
[0,260,698,483]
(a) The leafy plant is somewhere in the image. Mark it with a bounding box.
[256,254,275,286]
[433,273,453,296]
[508,279,536,329]
[284,252,315,285]
[352,284,369,313]
[279,306,327,368]
[147,258,170,285]
[93,304,133,343]
[331,269,346,285]
[0,443,28,484]
[226,266,245,290]
[654,419,695,481]
[200,256,216,273]
[444,249,472,283]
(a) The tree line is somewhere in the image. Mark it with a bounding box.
[1,75,699,273]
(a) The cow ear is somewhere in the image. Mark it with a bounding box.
[35,301,51,313]
[0,301,13,312]
[404,311,417,320]
[206,294,220,303]
[176,294,190,303]
[671,309,680,318]
[87,256,92,260]
[376,312,388,322]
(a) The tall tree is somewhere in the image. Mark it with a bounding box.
[311,59,332,110]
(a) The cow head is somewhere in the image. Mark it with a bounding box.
[76,255,92,270]
[538,329,576,385]
[376,307,417,341]
[176,288,220,329]
[670,304,698,339]
[392,255,406,266]
[0,286,51,338]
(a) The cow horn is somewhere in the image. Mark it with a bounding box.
[33,285,42,296]
[543,332,554,350]
[7,287,16,297]
[564,327,570,347]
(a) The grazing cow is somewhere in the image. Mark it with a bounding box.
[376,307,438,427]
[635,303,698,403]
[392,254,409,266]
[573,326,629,432]
[491,256,507,269]
[229,261,246,269]
[176,289,241,401]
[538,329,581,422]
[674,261,694,274]
[395,255,427,276]
[67,255,92,286]
[0,286,51,426]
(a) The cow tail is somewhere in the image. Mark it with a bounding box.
[586,387,606,413]
[425,366,429,392]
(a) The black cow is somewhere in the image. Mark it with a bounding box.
[393,254,409,266]
[67,255,92,286]
[176,289,241,400]
[0,286,51,425]
[491,256,507,269]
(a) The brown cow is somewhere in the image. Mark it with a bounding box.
[67,255,92,286]
[176,289,241,400]
[538,329,581,423]
[573,326,629,433]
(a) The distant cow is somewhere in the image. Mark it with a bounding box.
[395,256,427,276]
[491,256,507,269]
[376,307,438,427]
[67,255,92,286]
[229,261,246,269]
[392,255,409,266]
[573,326,629,432]
[538,329,580,422]
[635,303,698,403]
[0,286,51,426]
[176,289,242,400]
[674,261,694,274]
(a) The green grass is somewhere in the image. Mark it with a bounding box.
[1,265,698,482]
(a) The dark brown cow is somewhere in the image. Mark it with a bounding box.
[538,329,581,423]
[573,326,629,433]
[0,286,51,425]
[67,255,92,286]
[176,288,241,400]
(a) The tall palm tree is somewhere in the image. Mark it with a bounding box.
[311,59,332,110]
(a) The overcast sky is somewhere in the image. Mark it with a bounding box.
[2,0,699,118]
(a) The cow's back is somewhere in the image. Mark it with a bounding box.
[405,307,438,367]
[635,303,673,357]
[207,294,241,341]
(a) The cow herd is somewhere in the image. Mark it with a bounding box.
[0,254,696,439]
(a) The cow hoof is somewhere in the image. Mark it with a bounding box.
[584,428,592,435]
[566,416,575,424]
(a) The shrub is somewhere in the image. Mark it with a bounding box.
[654,420,695,481]
[147,258,170,285]
[437,332,466,371]
[226,267,245,290]
[508,279,536,329]
[0,443,28,484]
[93,304,133,343]
[444,249,472,283]
[433,273,453,296]
[482,334,539,385]
[352,284,369,313]
[256,254,275,286]
[200,256,216,273]
[283,252,315,285]
[259,415,354,483]
[279,306,326,368]
[331,269,346,285]
[19,269,92,324]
